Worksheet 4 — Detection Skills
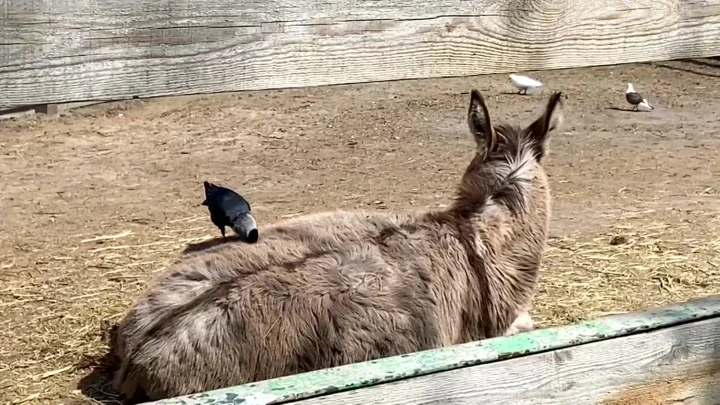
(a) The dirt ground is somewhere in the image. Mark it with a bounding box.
[1,59,719,404]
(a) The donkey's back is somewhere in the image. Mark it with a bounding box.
[113,210,459,401]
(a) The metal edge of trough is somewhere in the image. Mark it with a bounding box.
[145,294,720,405]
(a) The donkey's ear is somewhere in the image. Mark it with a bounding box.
[467,89,497,156]
[526,92,564,159]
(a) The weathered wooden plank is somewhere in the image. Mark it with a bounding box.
[291,316,720,405]
[147,295,720,405]
[2,0,720,109]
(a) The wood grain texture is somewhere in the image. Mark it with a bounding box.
[290,316,720,405]
[2,0,720,108]
[149,295,720,405]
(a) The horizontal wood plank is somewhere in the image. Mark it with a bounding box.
[291,316,720,405]
[148,295,720,405]
[2,0,720,108]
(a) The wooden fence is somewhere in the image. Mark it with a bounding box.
[146,295,720,405]
[2,0,720,110]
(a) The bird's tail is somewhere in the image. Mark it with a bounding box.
[232,214,259,243]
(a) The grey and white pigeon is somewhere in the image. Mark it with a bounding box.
[201,181,259,243]
[626,83,654,112]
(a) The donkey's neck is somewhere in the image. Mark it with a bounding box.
[453,211,536,339]
[448,177,544,341]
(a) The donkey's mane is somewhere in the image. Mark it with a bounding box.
[450,123,537,219]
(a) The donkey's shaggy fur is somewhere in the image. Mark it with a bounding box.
[112,90,564,402]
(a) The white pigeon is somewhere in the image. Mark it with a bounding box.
[626,83,654,112]
[510,73,543,95]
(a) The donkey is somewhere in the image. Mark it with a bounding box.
[112,89,563,402]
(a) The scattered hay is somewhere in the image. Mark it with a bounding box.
[0,214,212,404]
[535,221,720,327]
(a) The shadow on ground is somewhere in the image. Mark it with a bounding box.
[181,235,239,254]
[76,323,123,404]
[648,59,720,79]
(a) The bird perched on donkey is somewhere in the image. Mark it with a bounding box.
[112,89,564,402]
[201,181,259,243]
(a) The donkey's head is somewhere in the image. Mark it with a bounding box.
[467,89,563,165]
[457,89,564,217]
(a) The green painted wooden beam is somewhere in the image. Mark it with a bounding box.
[146,295,720,405]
